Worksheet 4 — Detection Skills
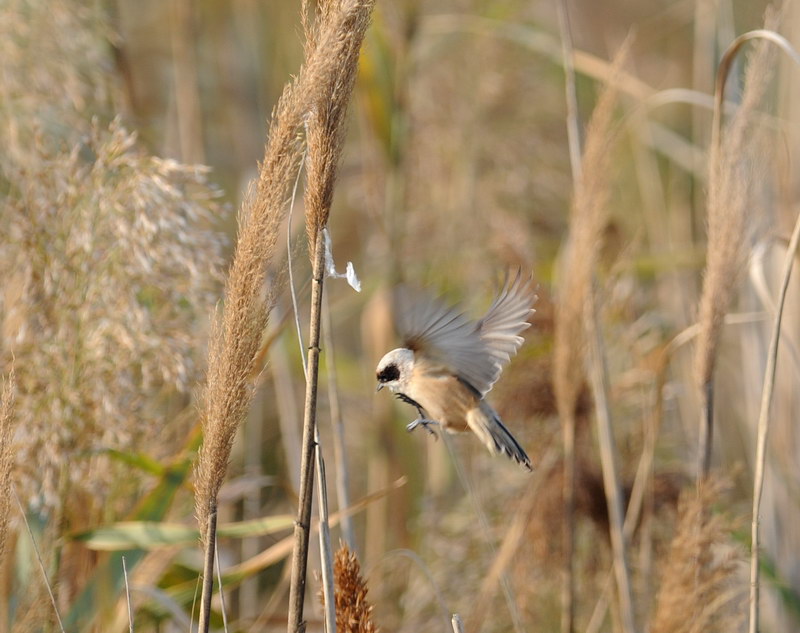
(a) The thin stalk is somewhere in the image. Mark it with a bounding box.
[711,31,800,160]
[12,486,66,633]
[316,443,336,633]
[198,503,217,633]
[698,380,714,481]
[561,412,577,633]
[749,200,800,633]
[169,0,205,163]
[122,556,133,633]
[469,447,560,632]
[586,343,672,633]
[585,290,636,633]
[699,29,800,483]
[322,291,355,549]
[215,536,229,633]
[288,148,310,379]
[556,2,581,630]
[288,229,327,633]
[287,160,335,633]
[441,433,525,633]
[557,0,583,184]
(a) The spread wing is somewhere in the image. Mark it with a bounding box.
[477,271,537,382]
[394,273,536,397]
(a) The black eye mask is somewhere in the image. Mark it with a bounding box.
[377,364,400,382]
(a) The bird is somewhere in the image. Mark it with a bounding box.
[375,272,536,470]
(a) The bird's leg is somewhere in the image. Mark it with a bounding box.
[406,418,439,435]
[406,405,439,437]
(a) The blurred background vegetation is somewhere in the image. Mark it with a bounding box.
[2,0,800,631]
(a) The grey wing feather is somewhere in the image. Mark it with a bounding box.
[477,271,537,388]
[394,273,536,397]
[394,286,489,391]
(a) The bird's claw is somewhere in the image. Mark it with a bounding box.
[406,418,439,437]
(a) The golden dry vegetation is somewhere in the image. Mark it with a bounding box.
[1,1,800,632]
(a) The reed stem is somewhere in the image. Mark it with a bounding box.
[586,289,636,633]
[287,229,327,633]
[198,503,217,633]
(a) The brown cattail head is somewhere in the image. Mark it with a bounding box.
[0,365,16,563]
[327,543,378,633]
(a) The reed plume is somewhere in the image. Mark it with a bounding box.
[650,481,743,633]
[194,1,374,631]
[553,45,628,433]
[288,2,375,631]
[195,0,372,537]
[303,0,374,247]
[0,366,16,563]
[694,10,777,480]
[1,0,225,512]
[552,43,628,633]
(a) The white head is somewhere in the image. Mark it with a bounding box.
[375,347,414,393]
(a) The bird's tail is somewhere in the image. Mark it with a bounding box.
[467,402,532,470]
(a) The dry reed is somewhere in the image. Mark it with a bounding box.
[553,42,628,436]
[195,0,371,536]
[2,0,225,512]
[584,290,635,633]
[694,9,778,480]
[289,2,375,631]
[734,27,800,633]
[650,481,743,633]
[302,0,375,247]
[0,367,16,563]
[193,1,374,630]
[552,42,628,633]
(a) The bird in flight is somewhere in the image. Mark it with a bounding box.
[375,272,536,469]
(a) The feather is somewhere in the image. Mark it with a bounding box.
[394,272,536,397]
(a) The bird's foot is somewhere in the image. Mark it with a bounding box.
[406,418,439,437]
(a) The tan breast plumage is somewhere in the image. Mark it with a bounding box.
[406,358,479,432]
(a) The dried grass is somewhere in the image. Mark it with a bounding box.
[303,0,374,248]
[0,0,113,169]
[650,481,744,633]
[194,0,374,535]
[0,367,16,563]
[553,43,629,422]
[553,40,627,534]
[289,3,375,631]
[552,42,629,633]
[694,10,778,475]
[0,0,226,511]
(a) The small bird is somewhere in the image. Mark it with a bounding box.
[375,272,536,469]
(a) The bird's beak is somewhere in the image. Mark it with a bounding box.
[376,383,384,392]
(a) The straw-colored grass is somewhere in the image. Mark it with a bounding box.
[693,9,778,479]
[4,2,800,631]
[2,0,226,515]
[194,2,374,630]
[195,0,373,537]
[552,40,629,633]
[0,367,16,563]
[289,2,375,630]
[650,480,744,633]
